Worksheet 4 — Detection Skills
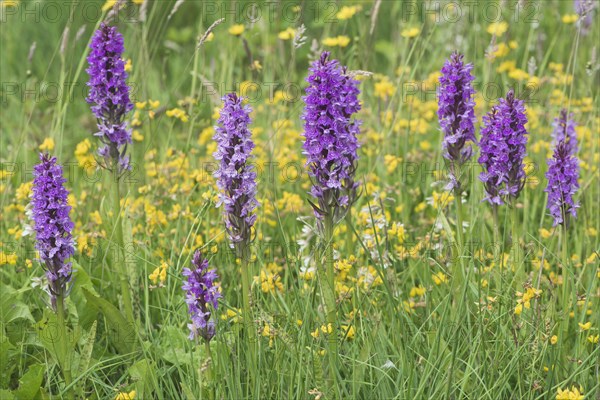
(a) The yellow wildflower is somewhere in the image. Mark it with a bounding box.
[539,228,553,239]
[562,14,579,24]
[0,252,18,266]
[432,272,448,285]
[341,325,355,340]
[578,322,591,331]
[587,335,599,344]
[228,24,245,36]
[401,27,420,38]
[497,60,516,73]
[409,285,426,298]
[322,35,351,47]
[254,270,283,294]
[102,0,116,12]
[115,390,136,400]
[556,386,584,400]
[221,308,242,323]
[336,5,361,20]
[90,210,103,225]
[15,182,33,201]
[132,130,144,141]
[149,261,168,286]
[165,108,189,123]
[278,27,296,40]
[514,303,523,315]
[39,137,55,151]
[487,21,508,36]
[508,68,529,81]
[251,60,262,71]
[374,77,396,100]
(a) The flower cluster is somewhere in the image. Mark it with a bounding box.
[30,153,75,310]
[86,23,134,172]
[551,108,578,155]
[545,141,580,226]
[437,51,477,190]
[478,90,529,205]
[302,51,362,224]
[182,250,221,341]
[574,0,597,35]
[213,93,258,253]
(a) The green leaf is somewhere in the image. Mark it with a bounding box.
[159,326,202,366]
[180,382,195,400]
[33,311,63,365]
[0,285,34,324]
[0,336,17,387]
[70,262,99,329]
[82,288,135,354]
[128,359,158,399]
[123,215,138,283]
[0,389,14,400]
[77,320,97,377]
[14,364,44,400]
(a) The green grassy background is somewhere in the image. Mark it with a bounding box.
[1,0,599,399]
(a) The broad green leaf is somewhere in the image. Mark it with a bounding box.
[0,285,34,324]
[0,389,14,399]
[82,288,135,354]
[128,359,157,399]
[33,311,63,365]
[123,214,138,284]
[180,382,195,400]
[77,320,97,377]
[14,364,44,400]
[0,336,17,387]
[70,265,99,330]
[159,327,202,366]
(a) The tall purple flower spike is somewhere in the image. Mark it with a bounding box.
[478,90,529,205]
[438,51,477,191]
[31,153,75,311]
[302,51,362,225]
[213,93,258,254]
[86,23,134,172]
[182,250,221,341]
[574,0,597,36]
[545,141,580,227]
[551,108,578,156]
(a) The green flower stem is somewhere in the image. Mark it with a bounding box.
[322,215,339,396]
[452,193,466,295]
[205,340,214,400]
[560,223,570,346]
[492,205,502,289]
[55,295,73,398]
[511,204,523,287]
[240,256,256,392]
[111,176,135,326]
